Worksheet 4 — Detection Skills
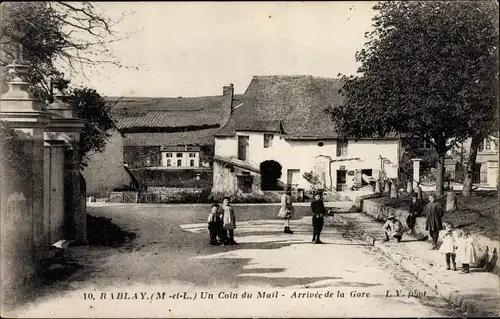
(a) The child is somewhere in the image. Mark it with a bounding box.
[439,223,457,271]
[457,229,477,274]
[221,197,237,245]
[311,192,326,244]
[382,213,404,243]
[207,204,220,245]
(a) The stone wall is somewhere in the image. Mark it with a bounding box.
[356,197,500,275]
[0,130,36,307]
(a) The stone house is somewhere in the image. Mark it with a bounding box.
[212,75,402,195]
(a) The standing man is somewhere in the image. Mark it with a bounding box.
[311,192,327,244]
[222,197,237,245]
[424,193,444,250]
[278,187,295,234]
[407,193,423,235]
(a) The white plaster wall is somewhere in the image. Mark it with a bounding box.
[161,151,200,167]
[215,132,400,190]
[83,130,129,196]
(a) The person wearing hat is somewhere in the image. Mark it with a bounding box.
[278,187,295,234]
[382,212,404,243]
[407,192,423,235]
[424,193,444,250]
[310,191,333,244]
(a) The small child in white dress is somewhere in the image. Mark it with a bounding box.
[439,223,457,271]
[456,229,477,274]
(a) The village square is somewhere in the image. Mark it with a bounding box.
[0,2,499,318]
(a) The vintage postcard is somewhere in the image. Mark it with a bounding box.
[1,1,499,318]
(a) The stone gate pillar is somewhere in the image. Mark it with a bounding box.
[46,86,86,244]
[0,60,51,306]
[412,158,422,189]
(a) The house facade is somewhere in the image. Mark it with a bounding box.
[82,128,138,197]
[212,76,401,195]
[161,146,202,168]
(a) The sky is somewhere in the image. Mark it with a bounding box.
[69,2,377,98]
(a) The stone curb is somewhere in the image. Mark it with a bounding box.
[332,213,490,317]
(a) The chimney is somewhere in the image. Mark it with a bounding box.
[223,83,234,112]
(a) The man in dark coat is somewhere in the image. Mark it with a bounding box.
[407,193,423,235]
[424,193,444,250]
[311,192,329,244]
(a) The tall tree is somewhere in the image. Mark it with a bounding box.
[327,1,499,196]
[1,2,135,167]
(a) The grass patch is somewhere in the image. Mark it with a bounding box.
[87,214,136,247]
[371,191,499,240]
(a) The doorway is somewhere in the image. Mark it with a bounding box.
[336,170,347,191]
[287,169,300,190]
[361,169,373,186]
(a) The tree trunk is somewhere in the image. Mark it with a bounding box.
[446,191,457,212]
[462,134,482,196]
[390,183,398,198]
[436,153,445,197]
[406,180,413,194]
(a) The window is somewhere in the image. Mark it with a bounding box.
[189,152,196,157]
[165,153,173,158]
[264,134,273,148]
[238,136,249,161]
[176,153,183,158]
[177,159,182,166]
[485,138,492,150]
[190,160,195,167]
[336,140,348,157]
[167,159,171,167]
[419,140,432,150]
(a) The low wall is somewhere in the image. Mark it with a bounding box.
[140,187,211,203]
[355,197,500,275]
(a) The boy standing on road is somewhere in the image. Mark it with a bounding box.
[222,197,237,245]
[207,204,221,245]
[311,192,327,244]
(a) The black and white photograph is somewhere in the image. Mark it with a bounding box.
[0,1,499,317]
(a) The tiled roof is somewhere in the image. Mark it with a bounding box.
[215,76,344,138]
[122,128,219,147]
[161,146,201,152]
[108,95,241,130]
[216,75,398,140]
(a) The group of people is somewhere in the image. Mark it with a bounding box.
[382,192,477,274]
[207,189,332,246]
[277,189,333,244]
[207,197,237,246]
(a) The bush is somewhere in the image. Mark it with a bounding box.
[87,214,136,247]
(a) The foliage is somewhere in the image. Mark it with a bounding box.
[303,171,322,190]
[0,121,33,192]
[1,1,136,100]
[259,160,283,191]
[327,1,498,195]
[68,87,116,168]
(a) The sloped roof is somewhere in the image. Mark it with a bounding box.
[108,95,241,130]
[216,76,344,139]
[122,128,219,147]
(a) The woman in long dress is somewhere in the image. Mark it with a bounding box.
[278,187,294,234]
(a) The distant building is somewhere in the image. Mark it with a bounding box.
[161,146,202,168]
[108,84,239,170]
